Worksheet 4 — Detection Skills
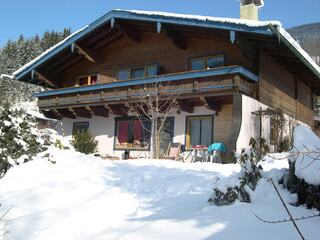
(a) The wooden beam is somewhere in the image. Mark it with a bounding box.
[93,32,123,50]
[72,107,92,118]
[55,56,82,73]
[177,100,194,113]
[82,26,115,47]
[32,70,56,88]
[108,104,128,116]
[41,109,61,120]
[72,43,101,63]
[89,105,109,118]
[161,25,187,50]
[114,21,141,43]
[46,53,74,72]
[200,96,221,113]
[55,108,76,119]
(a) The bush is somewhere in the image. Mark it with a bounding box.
[72,131,98,154]
[287,161,320,210]
[209,187,239,206]
[209,141,262,206]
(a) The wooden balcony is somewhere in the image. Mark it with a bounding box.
[36,66,258,119]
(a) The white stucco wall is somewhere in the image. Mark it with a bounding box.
[56,106,216,158]
[236,95,303,153]
[236,95,270,152]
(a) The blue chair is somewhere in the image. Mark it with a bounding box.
[208,143,227,153]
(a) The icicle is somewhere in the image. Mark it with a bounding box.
[157,22,162,34]
[230,31,236,44]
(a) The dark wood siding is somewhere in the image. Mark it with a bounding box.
[259,50,313,125]
[59,32,253,87]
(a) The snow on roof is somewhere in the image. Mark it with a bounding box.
[277,26,320,76]
[125,9,280,27]
[0,74,14,79]
[12,9,320,79]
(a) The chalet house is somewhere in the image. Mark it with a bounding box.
[13,2,320,159]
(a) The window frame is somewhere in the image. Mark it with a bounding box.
[270,119,278,145]
[113,116,151,151]
[75,74,98,87]
[185,115,214,149]
[72,122,89,136]
[189,53,226,71]
[114,64,159,81]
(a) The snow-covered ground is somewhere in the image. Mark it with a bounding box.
[0,147,319,240]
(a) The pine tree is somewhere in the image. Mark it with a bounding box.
[0,28,71,105]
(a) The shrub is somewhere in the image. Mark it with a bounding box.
[209,140,262,206]
[72,131,98,154]
[287,161,320,210]
[278,136,292,152]
[209,187,239,206]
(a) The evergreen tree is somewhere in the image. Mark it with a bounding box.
[0,28,71,105]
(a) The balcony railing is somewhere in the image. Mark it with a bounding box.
[36,66,258,109]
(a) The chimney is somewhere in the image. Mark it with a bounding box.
[240,0,264,21]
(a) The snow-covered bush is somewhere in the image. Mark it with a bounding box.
[72,131,98,154]
[286,126,320,210]
[0,104,43,177]
[209,149,262,205]
[209,140,263,206]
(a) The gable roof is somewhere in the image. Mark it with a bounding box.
[12,9,320,80]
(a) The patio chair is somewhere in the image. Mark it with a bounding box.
[165,143,182,160]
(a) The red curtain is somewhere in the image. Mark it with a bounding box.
[134,120,142,141]
[118,121,129,143]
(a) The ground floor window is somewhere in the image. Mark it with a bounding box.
[270,119,278,145]
[115,117,151,150]
[114,117,175,152]
[73,122,89,136]
[186,116,213,148]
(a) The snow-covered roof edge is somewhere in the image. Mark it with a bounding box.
[0,74,14,80]
[12,9,320,80]
[272,25,320,78]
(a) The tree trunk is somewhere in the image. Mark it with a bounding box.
[150,117,157,159]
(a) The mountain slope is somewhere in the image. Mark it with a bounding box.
[288,22,320,65]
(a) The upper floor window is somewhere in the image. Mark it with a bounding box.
[115,65,158,81]
[76,74,98,86]
[190,54,225,71]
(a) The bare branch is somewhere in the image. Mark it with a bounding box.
[251,210,320,224]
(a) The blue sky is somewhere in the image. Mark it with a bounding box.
[0,0,319,47]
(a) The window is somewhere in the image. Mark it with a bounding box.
[73,122,89,136]
[270,120,278,145]
[186,116,213,148]
[131,67,145,79]
[190,55,225,71]
[76,75,98,86]
[115,118,151,150]
[116,69,130,81]
[115,65,158,81]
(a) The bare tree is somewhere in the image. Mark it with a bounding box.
[127,77,180,159]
